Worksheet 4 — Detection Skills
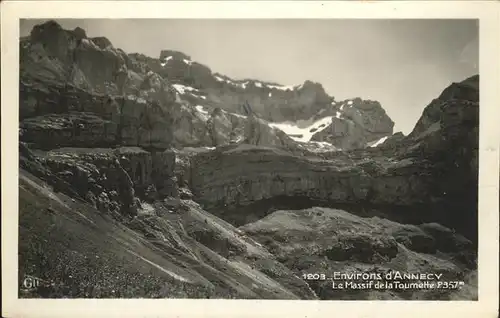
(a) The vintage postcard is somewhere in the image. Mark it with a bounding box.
[2,1,499,317]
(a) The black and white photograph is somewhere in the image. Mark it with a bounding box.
[2,1,500,317]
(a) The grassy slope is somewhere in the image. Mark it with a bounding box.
[18,168,313,299]
[19,170,213,298]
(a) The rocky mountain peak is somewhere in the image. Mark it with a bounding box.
[20,21,396,153]
[159,50,191,62]
[90,36,114,50]
[437,74,479,102]
[30,20,64,37]
[301,79,326,91]
[409,75,479,140]
[72,26,87,39]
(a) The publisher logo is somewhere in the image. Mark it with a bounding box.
[21,275,44,291]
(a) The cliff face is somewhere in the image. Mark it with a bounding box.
[20,144,178,217]
[20,21,177,150]
[161,63,395,149]
[18,21,478,301]
[311,98,394,148]
[189,75,479,240]
[20,20,395,151]
[20,81,176,149]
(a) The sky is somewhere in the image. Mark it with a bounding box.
[20,19,479,134]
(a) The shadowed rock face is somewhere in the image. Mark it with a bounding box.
[20,145,178,217]
[18,21,478,300]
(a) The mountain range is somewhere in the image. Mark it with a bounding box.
[18,20,479,300]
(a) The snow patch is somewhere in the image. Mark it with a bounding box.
[335,111,341,119]
[347,100,353,106]
[269,92,272,97]
[183,59,193,65]
[139,202,155,215]
[305,141,339,153]
[172,84,197,95]
[369,136,389,148]
[340,104,345,111]
[160,55,173,66]
[214,75,235,86]
[233,135,245,143]
[190,93,207,100]
[269,116,334,142]
[195,105,209,114]
[222,109,247,119]
[195,105,211,121]
[126,95,147,104]
[236,81,249,89]
[310,141,334,148]
[255,82,263,88]
[267,84,296,91]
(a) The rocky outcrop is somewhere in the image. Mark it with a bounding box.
[169,100,301,150]
[19,145,138,217]
[19,80,175,149]
[19,145,178,218]
[158,50,214,88]
[409,75,479,141]
[189,75,479,240]
[20,20,178,150]
[22,20,129,95]
[202,79,334,123]
[20,112,118,149]
[241,207,476,300]
[189,144,435,219]
[113,147,178,198]
[311,98,395,149]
